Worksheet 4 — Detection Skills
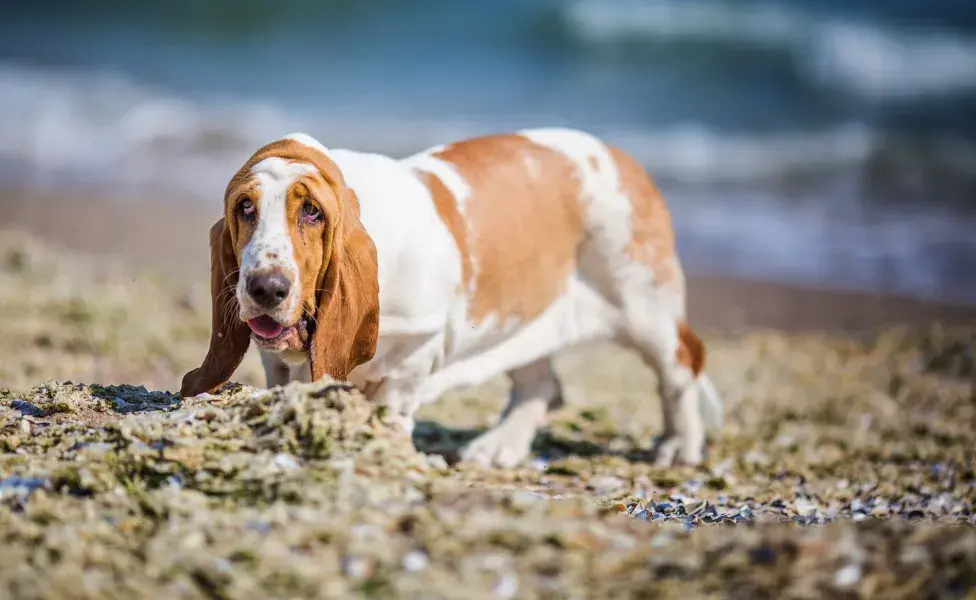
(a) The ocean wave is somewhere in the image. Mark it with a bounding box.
[668,189,976,304]
[1,62,975,303]
[560,0,800,46]
[805,23,976,99]
[0,64,478,200]
[604,124,877,183]
[559,0,976,100]
[0,62,973,196]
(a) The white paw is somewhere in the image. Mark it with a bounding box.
[459,426,534,469]
[381,412,415,437]
[652,434,703,468]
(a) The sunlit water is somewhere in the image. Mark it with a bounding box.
[1,0,974,302]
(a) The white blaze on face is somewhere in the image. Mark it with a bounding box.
[236,156,315,321]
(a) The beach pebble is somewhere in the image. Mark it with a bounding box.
[424,454,449,470]
[402,551,429,573]
[273,453,300,470]
[0,476,49,505]
[834,564,862,588]
[342,556,373,581]
[493,572,519,599]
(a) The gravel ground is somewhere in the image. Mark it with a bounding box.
[1,229,975,599]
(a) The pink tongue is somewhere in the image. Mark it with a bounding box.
[248,316,284,338]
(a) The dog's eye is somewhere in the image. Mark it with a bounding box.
[302,202,322,223]
[238,198,255,219]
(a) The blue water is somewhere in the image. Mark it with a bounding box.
[1,0,975,302]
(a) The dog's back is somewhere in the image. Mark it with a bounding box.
[391,127,722,466]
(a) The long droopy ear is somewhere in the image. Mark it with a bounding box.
[180,218,252,397]
[310,189,380,382]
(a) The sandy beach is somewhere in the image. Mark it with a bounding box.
[1,189,975,598]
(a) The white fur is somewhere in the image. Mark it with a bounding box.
[248,128,723,468]
[697,374,724,430]
[236,157,312,324]
[283,132,331,157]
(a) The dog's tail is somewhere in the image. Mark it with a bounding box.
[697,374,724,431]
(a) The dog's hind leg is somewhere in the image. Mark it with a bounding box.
[615,268,722,467]
[458,356,564,469]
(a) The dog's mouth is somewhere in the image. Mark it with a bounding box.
[247,315,288,340]
[247,315,311,346]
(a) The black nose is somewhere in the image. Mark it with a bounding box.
[246,272,291,308]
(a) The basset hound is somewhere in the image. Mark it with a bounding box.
[180,128,723,468]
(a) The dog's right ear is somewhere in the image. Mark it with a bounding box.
[180,218,251,398]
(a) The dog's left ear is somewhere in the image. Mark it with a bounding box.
[309,187,380,382]
[180,218,252,397]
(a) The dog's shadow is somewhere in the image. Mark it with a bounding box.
[87,384,181,415]
[8,383,179,422]
[411,419,659,467]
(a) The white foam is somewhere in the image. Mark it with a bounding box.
[563,0,800,46]
[0,61,905,193]
[1,61,975,303]
[668,189,976,304]
[0,64,293,198]
[605,123,877,183]
[805,22,976,99]
[0,61,971,196]
[0,63,477,200]
[562,0,976,100]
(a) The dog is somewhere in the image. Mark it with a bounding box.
[180,128,723,468]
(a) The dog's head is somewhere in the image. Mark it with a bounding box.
[180,134,379,398]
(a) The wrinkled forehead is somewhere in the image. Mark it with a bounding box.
[225,158,313,201]
[248,157,317,199]
[224,136,342,204]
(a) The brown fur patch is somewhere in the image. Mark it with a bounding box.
[428,135,585,323]
[310,185,380,382]
[608,145,679,285]
[224,183,261,260]
[414,169,473,293]
[676,321,706,375]
[285,177,333,326]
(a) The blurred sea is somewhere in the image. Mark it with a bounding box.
[1,0,975,303]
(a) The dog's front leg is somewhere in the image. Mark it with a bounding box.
[259,348,313,389]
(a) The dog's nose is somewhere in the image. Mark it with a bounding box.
[246,272,291,308]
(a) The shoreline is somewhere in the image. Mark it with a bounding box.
[2,189,974,335]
